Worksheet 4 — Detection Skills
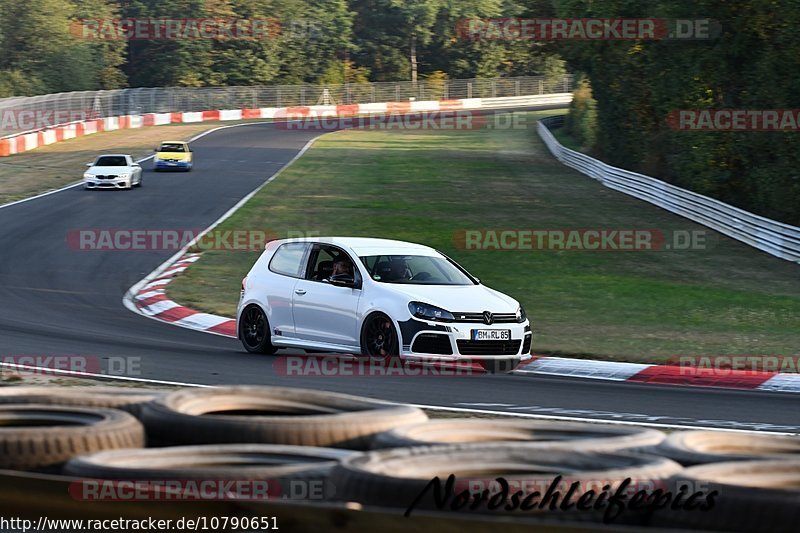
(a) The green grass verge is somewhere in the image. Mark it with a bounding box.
[167,109,800,363]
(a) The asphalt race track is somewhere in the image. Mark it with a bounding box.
[1,118,797,435]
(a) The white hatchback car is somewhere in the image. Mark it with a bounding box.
[83,154,143,190]
[237,237,532,368]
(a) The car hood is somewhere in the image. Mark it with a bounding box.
[86,166,131,175]
[156,152,191,160]
[382,283,519,313]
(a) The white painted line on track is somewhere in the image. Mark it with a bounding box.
[412,404,800,436]
[0,362,212,388]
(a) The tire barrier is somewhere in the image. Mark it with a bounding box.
[0,383,796,530]
[0,386,166,418]
[370,418,665,451]
[64,444,357,501]
[652,459,800,532]
[140,386,429,449]
[0,405,145,470]
[331,446,682,524]
[653,430,800,465]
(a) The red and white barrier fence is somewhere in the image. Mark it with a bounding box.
[0,94,572,157]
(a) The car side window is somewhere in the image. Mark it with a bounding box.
[306,245,357,282]
[268,243,308,278]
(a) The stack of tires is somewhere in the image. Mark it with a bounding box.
[0,385,798,532]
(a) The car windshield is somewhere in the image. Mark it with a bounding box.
[94,156,128,167]
[159,144,186,153]
[360,254,475,285]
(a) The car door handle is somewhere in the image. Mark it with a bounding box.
[295,289,307,295]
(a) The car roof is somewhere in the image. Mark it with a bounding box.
[159,141,187,144]
[274,237,439,256]
[95,154,131,158]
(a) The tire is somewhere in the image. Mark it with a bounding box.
[371,418,665,452]
[64,444,356,500]
[0,405,145,470]
[239,305,278,354]
[360,312,400,357]
[331,446,681,523]
[651,459,800,532]
[140,386,428,450]
[653,430,800,466]
[0,386,166,418]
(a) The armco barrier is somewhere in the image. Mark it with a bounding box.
[538,116,800,263]
[0,94,573,158]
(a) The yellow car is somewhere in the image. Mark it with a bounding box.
[153,141,193,171]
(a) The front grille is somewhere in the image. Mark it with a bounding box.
[453,312,518,324]
[521,334,532,354]
[412,334,453,355]
[96,175,118,180]
[457,339,521,356]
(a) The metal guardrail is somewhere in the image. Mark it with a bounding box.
[0,76,574,136]
[538,116,800,264]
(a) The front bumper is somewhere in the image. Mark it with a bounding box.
[154,160,191,170]
[84,178,131,189]
[399,317,532,361]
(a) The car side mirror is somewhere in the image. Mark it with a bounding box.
[153,148,158,152]
[329,274,358,288]
[85,163,93,167]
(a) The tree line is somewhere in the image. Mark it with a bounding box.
[2,0,796,225]
[555,0,800,225]
[0,0,564,96]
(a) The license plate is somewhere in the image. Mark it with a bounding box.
[168,162,177,166]
[472,329,511,341]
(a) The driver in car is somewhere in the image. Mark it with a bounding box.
[331,258,353,278]
[389,258,412,281]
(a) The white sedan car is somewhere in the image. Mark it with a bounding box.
[237,237,532,369]
[83,154,143,190]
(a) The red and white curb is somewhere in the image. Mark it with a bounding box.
[130,253,236,337]
[127,251,800,392]
[516,356,800,393]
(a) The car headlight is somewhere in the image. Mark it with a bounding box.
[408,301,454,322]
[83,173,93,179]
[516,305,527,323]
[118,173,130,179]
